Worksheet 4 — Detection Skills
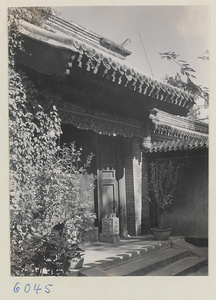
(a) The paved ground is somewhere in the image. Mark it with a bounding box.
[81,235,171,266]
[78,236,208,276]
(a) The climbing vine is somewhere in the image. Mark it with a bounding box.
[9,7,95,276]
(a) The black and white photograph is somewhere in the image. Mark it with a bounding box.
[8,5,209,280]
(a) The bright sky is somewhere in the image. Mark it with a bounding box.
[53,6,209,118]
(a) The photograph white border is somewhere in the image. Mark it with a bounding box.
[1,1,215,299]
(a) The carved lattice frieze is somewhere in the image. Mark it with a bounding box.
[59,109,144,138]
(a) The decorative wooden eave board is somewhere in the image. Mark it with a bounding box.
[58,104,144,138]
[18,20,195,116]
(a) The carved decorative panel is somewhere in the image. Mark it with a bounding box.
[59,109,144,138]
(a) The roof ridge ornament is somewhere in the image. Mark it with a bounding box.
[99,37,132,58]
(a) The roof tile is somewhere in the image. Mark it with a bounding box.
[148,136,208,153]
[19,19,195,113]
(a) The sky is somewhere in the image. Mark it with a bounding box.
[53,6,209,117]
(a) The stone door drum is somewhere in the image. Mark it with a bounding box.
[97,135,119,230]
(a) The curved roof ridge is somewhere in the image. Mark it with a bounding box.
[150,108,208,135]
[18,19,196,112]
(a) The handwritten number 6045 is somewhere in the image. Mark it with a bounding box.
[13,282,53,294]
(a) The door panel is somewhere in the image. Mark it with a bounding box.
[102,170,115,179]
[97,135,127,236]
[97,135,119,230]
[102,184,115,216]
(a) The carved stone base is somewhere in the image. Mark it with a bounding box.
[99,234,120,243]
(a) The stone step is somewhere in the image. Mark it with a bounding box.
[171,239,208,258]
[79,240,170,270]
[148,256,208,276]
[105,248,189,276]
[188,265,208,276]
[79,247,188,276]
[77,240,171,276]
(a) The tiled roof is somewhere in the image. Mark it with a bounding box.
[150,108,208,139]
[18,16,196,113]
[148,136,208,153]
[49,14,132,59]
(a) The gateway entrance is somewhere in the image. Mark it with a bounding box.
[97,135,127,237]
[61,124,127,238]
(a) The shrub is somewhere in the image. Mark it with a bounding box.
[148,159,182,228]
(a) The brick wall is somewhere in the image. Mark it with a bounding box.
[124,138,135,235]
[141,154,150,234]
[124,138,142,236]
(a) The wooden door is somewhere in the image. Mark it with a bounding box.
[97,135,119,231]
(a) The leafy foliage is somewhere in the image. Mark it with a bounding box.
[148,159,182,228]
[159,51,209,109]
[10,139,95,276]
[8,7,53,66]
[9,7,96,276]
